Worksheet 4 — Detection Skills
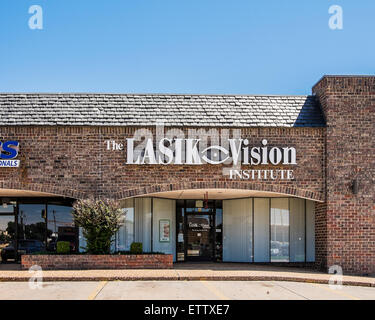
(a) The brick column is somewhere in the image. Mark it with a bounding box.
[313,76,375,275]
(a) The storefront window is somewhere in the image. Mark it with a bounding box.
[47,205,78,253]
[0,203,16,262]
[289,198,305,262]
[253,198,270,262]
[16,204,47,258]
[222,198,252,262]
[176,200,185,261]
[134,198,152,252]
[270,198,289,262]
[116,199,134,251]
[0,203,15,215]
[0,215,14,243]
[215,200,223,261]
[18,204,47,244]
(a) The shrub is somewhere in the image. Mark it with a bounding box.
[72,199,124,254]
[56,241,70,254]
[130,242,143,254]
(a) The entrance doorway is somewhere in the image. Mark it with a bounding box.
[176,200,223,262]
[186,213,214,261]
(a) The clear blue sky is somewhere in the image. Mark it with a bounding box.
[1,1,374,95]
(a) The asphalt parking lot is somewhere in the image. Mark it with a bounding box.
[0,280,374,300]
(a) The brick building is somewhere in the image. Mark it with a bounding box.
[0,75,373,275]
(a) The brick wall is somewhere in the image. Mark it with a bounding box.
[313,76,375,275]
[21,254,173,270]
[0,126,325,202]
[4,77,374,274]
[314,201,327,269]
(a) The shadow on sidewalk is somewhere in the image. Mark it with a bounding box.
[173,262,322,275]
[0,263,21,271]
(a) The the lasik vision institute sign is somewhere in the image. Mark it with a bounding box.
[106,127,297,180]
[125,138,296,167]
[0,141,20,167]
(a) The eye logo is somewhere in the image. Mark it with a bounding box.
[201,146,229,164]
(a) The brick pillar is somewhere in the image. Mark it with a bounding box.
[314,201,327,270]
[313,76,375,275]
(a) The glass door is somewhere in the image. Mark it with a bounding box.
[185,213,214,261]
[176,200,222,262]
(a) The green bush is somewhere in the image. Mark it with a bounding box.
[130,242,143,254]
[72,199,124,254]
[56,241,70,254]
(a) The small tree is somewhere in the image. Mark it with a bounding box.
[72,199,124,254]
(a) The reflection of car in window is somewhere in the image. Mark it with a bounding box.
[1,240,45,263]
[281,243,289,256]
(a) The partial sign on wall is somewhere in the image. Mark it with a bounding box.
[159,219,171,242]
[0,141,20,167]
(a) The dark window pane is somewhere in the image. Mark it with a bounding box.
[215,208,223,261]
[176,201,185,261]
[18,204,46,244]
[0,208,16,262]
[186,214,212,258]
[47,205,78,253]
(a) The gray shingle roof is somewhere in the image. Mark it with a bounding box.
[0,93,325,127]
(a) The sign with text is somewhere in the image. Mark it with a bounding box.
[159,219,170,242]
[105,127,297,181]
[0,141,20,167]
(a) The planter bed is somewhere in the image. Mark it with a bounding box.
[21,254,173,270]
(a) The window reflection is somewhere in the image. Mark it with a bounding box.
[18,204,47,243]
[15,202,77,256]
[186,214,212,258]
[116,199,134,251]
[0,203,16,263]
[123,208,134,251]
[270,199,289,262]
[176,200,185,261]
[47,205,78,253]
[0,216,14,245]
[0,203,15,214]
[176,200,222,262]
[215,201,223,261]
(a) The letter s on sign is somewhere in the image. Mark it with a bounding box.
[0,141,19,159]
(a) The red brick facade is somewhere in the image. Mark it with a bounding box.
[21,254,173,270]
[0,127,325,201]
[313,76,375,275]
[1,76,374,275]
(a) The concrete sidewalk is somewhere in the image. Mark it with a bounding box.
[0,263,374,287]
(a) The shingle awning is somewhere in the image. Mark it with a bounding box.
[0,93,325,127]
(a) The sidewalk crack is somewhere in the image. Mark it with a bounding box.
[273,281,311,300]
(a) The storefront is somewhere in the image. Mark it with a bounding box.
[114,197,315,263]
[0,197,76,262]
[0,75,374,274]
[0,196,315,264]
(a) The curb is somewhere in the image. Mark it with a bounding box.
[0,276,374,287]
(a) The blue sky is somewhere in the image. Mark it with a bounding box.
[1,1,374,95]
